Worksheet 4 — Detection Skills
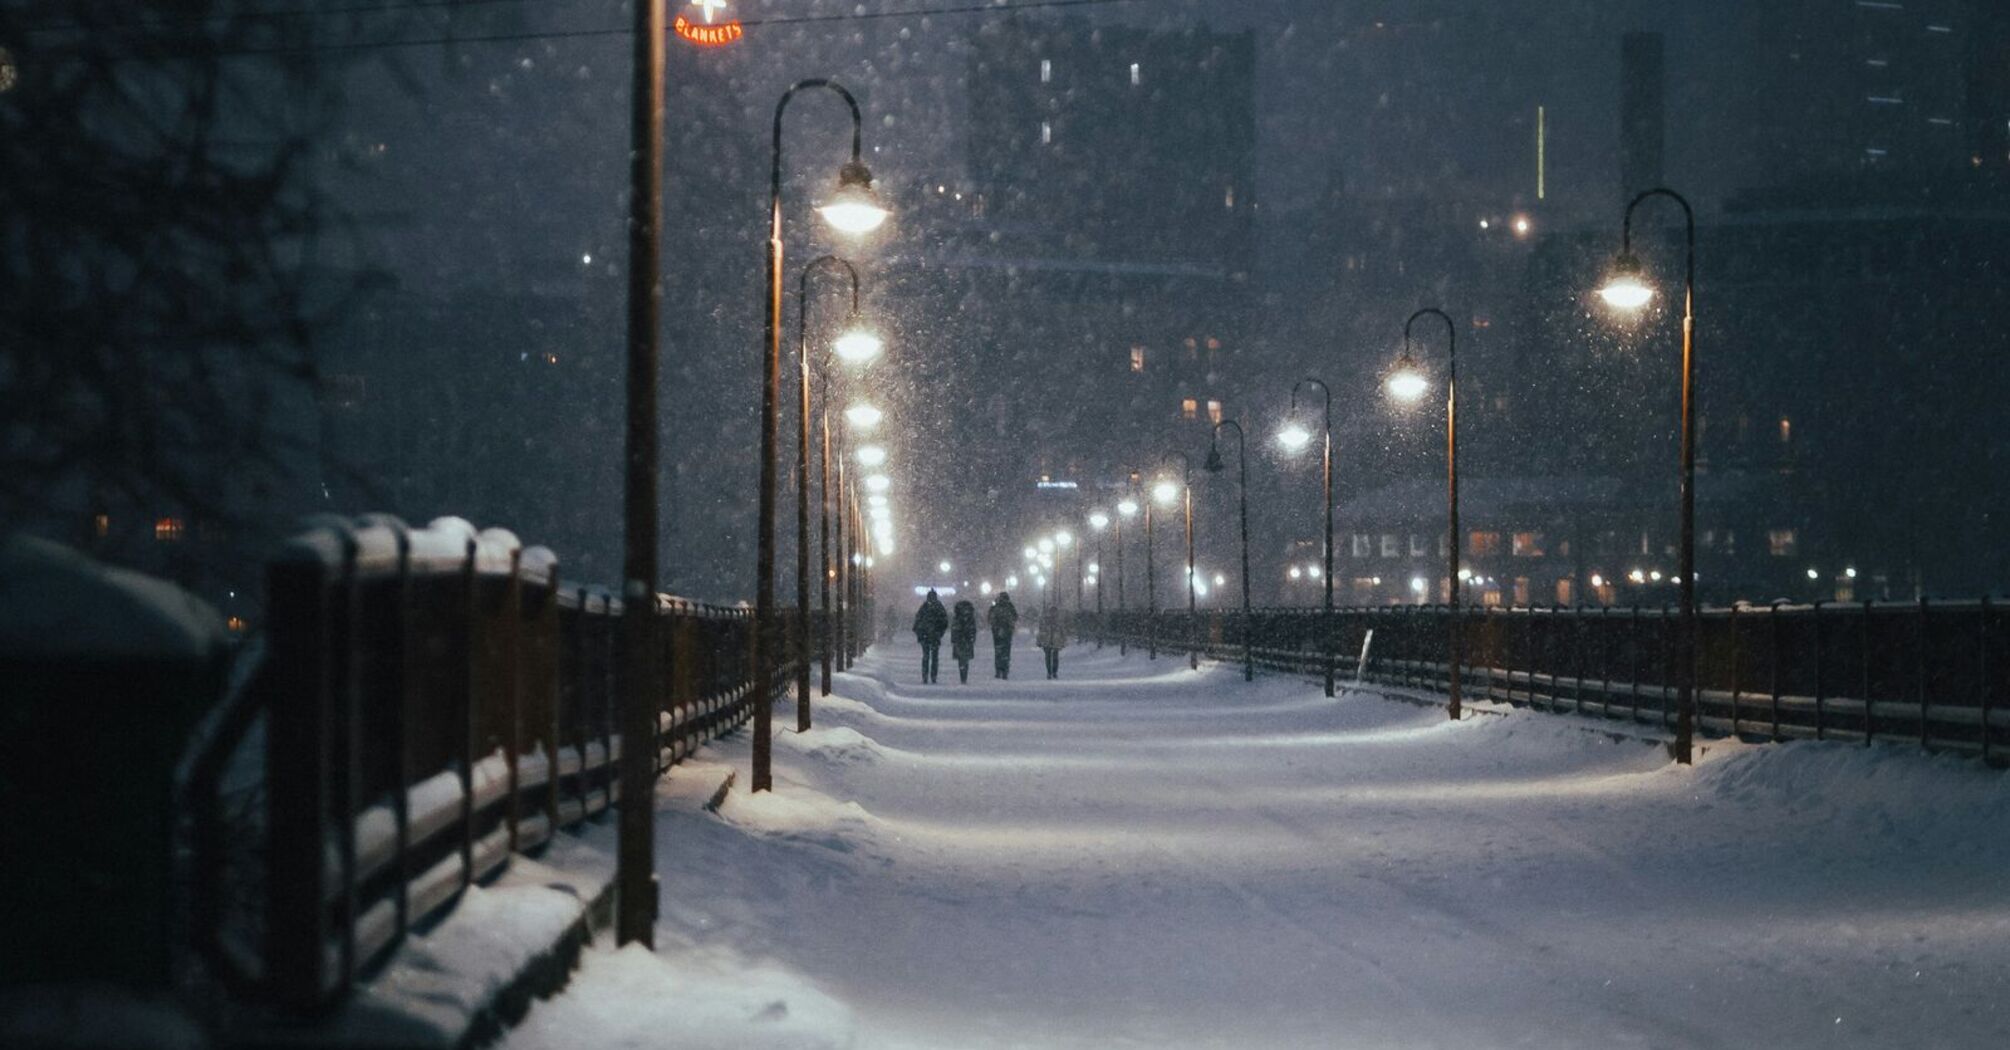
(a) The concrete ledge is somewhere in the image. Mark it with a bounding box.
[222,821,618,1050]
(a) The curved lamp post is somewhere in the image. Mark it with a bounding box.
[1386,307,1462,720]
[1206,420,1253,681]
[1280,378,1335,696]
[1597,186,1698,765]
[796,254,874,714]
[754,78,889,793]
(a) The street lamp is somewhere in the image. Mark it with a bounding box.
[833,327,884,363]
[1206,420,1254,682]
[754,77,888,794]
[1281,378,1336,696]
[1598,186,1699,765]
[1388,307,1463,721]
[1116,488,1139,654]
[796,253,868,717]
[1054,530,1081,613]
[1163,450,1197,670]
[615,0,668,950]
[844,403,883,429]
[1088,511,1110,632]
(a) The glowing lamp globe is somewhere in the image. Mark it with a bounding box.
[834,328,884,363]
[1276,422,1314,452]
[845,403,883,429]
[1152,479,1180,506]
[1385,358,1431,402]
[1088,512,1110,530]
[856,445,888,468]
[1117,499,1140,517]
[1598,252,1655,310]
[817,161,890,235]
[865,474,891,494]
[1055,531,1073,548]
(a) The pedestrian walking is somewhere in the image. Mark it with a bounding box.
[1037,596,1069,679]
[913,589,949,684]
[950,599,979,684]
[986,591,1019,679]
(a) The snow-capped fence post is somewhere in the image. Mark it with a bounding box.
[264,536,338,1011]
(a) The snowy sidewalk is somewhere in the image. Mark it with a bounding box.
[506,639,2010,1049]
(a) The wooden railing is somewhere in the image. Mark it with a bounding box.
[185,516,787,1012]
[1084,601,2007,764]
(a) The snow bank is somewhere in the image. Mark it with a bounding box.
[0,534,224,661]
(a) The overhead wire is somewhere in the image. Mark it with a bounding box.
[19,0,1157,57]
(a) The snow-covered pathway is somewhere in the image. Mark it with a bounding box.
[506,639,2010,1049]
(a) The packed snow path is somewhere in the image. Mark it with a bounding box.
[508,637,2010,1049]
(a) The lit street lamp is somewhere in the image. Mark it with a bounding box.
[1387,307,1463,720]
[1163,450,1197,670]
[795,254,871,711]
[1115,490,1139,654]
[1281,378,1335,696]
[1088,511,1110,635]
[1597,186,1699,765]
[845,402,883,429]
[1206,419,1253,682]
[753,77,888,794]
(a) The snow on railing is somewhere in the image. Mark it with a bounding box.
[185,515,787,1013]
[1083,601,2006,765]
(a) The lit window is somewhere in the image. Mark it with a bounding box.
[155,517,186,542]
[1512,531,1546,557]
[1556,578,1575,605]
[1041,121,1052,145]
[1351,534,1372,558]
[1409,534,1428,557]
[1380,534,1400,558]
[1513,577,1531,607]
[1768,528,1798,556]
[1469,531,1502,556]
[1040,59,1051,83]
[1180,398,1198,421]
[92,513,110,538]
[1206,400,1223,425]
[1130,62,1140,86]
[1130,345,1147,373]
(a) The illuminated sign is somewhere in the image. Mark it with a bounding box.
[675,0,743,47]
[1035,480,1079,490]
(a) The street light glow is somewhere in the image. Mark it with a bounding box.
[1054,530,1073,548]
[845,403,883,428]
[1152,479,1179,505]
[1117,499,1140,517]
[856,444,887,467]
[1598,253,1655,310]
[1038,538,1054,554]
[834,327,884,363]
[867,494,888,509]
[1386,359,1430,402]
[865,474,891,493]
[938,560,952,573]
[1089,512,1110,530]
[1276,421,1313,452]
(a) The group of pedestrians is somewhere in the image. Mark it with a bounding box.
[911,589,1069,684]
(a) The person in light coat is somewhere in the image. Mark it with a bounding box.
[1037,597,1069,679]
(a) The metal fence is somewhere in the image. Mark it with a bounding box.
[182,516,798,1012]
[1085,600,2007,764]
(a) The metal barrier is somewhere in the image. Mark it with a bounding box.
[184,516,790,1012]
[1085,601,2006,765]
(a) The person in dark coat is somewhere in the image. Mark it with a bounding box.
[986,592,1019,679]
[949,599,979,684]
[913,590,949,683]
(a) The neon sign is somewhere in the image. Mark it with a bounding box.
[675,0,743,47]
